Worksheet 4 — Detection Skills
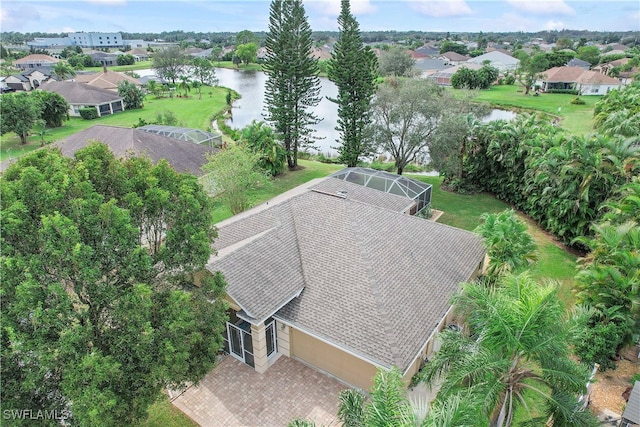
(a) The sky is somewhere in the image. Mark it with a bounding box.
[1,0,639,35]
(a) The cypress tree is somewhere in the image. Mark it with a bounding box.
[264,0,321,170]
[328,0,378,167]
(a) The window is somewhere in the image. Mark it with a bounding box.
[265,318,277,358]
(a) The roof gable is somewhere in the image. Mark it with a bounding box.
[208,180,486,371]
[39,81,122,104]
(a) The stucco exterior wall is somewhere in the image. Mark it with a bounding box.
[290,328,379,390]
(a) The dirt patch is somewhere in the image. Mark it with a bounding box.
[589,358,640,415]
[430,209,444,222]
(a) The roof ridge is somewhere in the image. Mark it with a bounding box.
[348,202,404,368]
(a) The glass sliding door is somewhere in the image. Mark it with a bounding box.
[226,320,254,368]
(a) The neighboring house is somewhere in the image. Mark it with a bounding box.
[74,69,141,91]
[21,67,58,88]
[4,74,32,91]
[486,47,512,56]
[310,46,332,60]
[203,168,485,390]
[621,381,640,427]
[566,58,591,70]
[427,63,483,86]
[39,81,125,117]
[14,54,60,70]
[414,58,449,78]
[55,125,218,176]
[466,51,520,72]
[537,66,622,95]
[0,76,8,92]
[192,48,214,58]
[593,57,629,75]
[185,47,204,56]
[139,75,168,85]
[604,43,629,52]
[125,48,150,61]
[437,51,470,66]
[89,51,121,67]
[414,45,439,57]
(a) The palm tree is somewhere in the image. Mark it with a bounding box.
[177,76,191,97]
[52,61,76,81]
[421,273,598,427]
[474,209,537,282]
[335,367,481,427]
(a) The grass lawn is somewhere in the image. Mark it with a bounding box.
[210,159,344,223]
[86,60,153,73]
[409,175,577,301]
[471,84,601,135]
[138,397,198,427]
[0,85,229,163]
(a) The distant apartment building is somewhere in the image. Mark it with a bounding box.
[27,32,124,49]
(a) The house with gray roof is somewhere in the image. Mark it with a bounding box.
[39,81,125,117]
[622,381,640,427]
[204,170,485,390]
[56,125,217,176]
[466,50,520,72]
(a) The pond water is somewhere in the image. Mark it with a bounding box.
[137,68,515,155]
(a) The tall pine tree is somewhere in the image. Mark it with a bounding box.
[264,0,321,170]
[328,0,378,167]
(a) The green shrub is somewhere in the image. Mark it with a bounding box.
[573,320,623,371]
[570,96,586,105]
[79,107,99,120]
[547,89,579,95]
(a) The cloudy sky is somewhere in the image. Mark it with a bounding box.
[2,0,639,34]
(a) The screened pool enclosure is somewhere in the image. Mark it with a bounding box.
[139,125,222,147]
[330,167,432,213]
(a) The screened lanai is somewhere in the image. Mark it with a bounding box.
[139,125,222,147]
[330,167,432,213]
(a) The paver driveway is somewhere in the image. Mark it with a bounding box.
[172,355,348,427]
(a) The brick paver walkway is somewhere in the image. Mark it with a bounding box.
[172,355,348,427]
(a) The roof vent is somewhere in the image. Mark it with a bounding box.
[336,190,347,198]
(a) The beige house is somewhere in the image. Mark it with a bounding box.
[74,69,141,91]
[39,81,125,117]
[14,54,60,70]
[205,170,485,390]
[537,66,622,95]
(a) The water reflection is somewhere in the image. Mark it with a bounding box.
[137,67,515,155]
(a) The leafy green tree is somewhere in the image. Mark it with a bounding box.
[474,209,537,281]
[439,40,469,55]
[117,80,145,109]
[241,121,286,176]
[235,29,258,45]
[153,46,189,84]
[116,53,135,66]
[31,90,70,128]
[514,52,549,95]
[191,57,218,96]
[0,91,42,144]
[264,0,321,170]
[421,273,598,427]
[378,46,416,77]
[327,0,378,167]
[367,77,456,175]
[452,65,500,90]
[204,143,270,214]
[555,37,575,50]
[594,81,640,138]
[576,45,600,66]
[52,61,76,80]
[235,42,258,65]
[0,145,227,426]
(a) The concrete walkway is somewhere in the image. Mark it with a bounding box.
[172,355,347,426]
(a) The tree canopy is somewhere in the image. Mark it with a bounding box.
[1,145,227,426]
[327,0,379,167]
[264,0,321,169]
[377,46,416,77]
[152,46,190,85]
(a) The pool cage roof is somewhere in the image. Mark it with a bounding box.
[139,125,222,147]
[330,167,432,212]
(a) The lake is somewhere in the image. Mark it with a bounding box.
[137,68,516,155]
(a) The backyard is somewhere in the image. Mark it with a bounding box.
[0,85,230,162]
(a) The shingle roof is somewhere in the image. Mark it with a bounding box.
[207,180,486,372]
[56,125,217,176]
[74,70,140,90]
[467,51,520,66]
[541,66,589,82]
[623,381,640,424]
[566,58,591,68]
[575,70,621,85]
[311,178,416,213]
[39,81,122,105]
[14,54,60,64]
[440,51,470,61]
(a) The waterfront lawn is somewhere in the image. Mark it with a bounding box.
[0,85,228,162]
[471,84,600,135]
